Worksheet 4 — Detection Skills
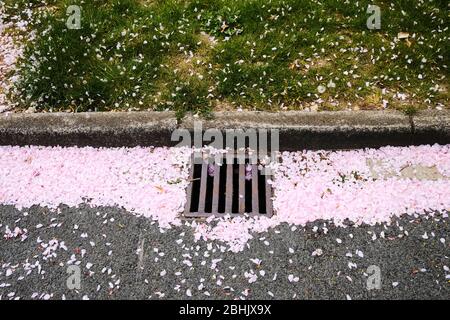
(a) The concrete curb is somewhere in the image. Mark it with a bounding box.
[181,110,413,150]
[0,110,449,150]
[409,110,450,147]
[0,112,177,148]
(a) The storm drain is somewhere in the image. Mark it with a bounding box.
[184,156,273,218]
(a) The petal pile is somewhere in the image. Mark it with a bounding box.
[0,144,449,252]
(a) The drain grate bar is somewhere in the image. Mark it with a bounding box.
[184,158,194,215]
[184,155,273,218]
[238,163,245,214]
[265,170,273,215]
[211,163,220,214]
[225,163,233,213]
[197,163,208,213]
[251,164,259,213]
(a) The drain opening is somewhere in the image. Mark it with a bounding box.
[184,155,273,218]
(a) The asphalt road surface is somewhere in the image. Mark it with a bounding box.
[0,204,448,300]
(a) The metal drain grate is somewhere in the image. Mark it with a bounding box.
[184,156,273,218]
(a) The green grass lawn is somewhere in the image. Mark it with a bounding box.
[2,0,449,118]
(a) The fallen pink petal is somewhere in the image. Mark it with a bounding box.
[1,144,449,252]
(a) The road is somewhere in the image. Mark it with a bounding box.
[1,204,448,300]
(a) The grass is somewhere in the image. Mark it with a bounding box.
[2,0,449,117]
